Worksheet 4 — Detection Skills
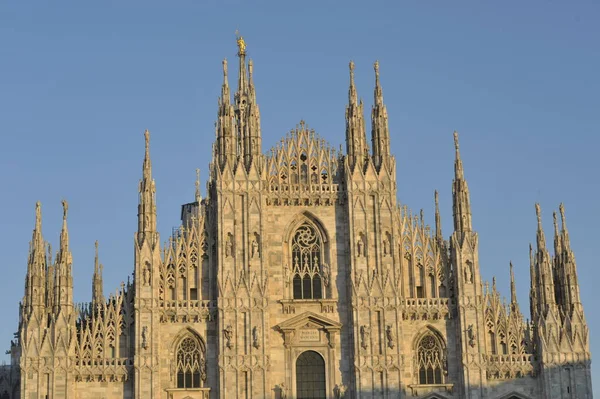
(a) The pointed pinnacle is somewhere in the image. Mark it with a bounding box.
[535,203,542,228]
[349,61,357,104]
[535,203,547,250]
[195,168,201,203]
[35,201,42,231]
[453,131,460,156]
[434,190,442,240]
[59,199,70,259]
[559,203,568,232]
[142,129,152,179]
[373,60,385,107]
[94,240,99,273]
[61,199,68,221]
[510,261,517,304]
[453,131,465,181]
[144,129,150,157]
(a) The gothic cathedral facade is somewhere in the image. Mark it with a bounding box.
[4,38,593,399]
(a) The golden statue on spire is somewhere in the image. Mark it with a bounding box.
[236,30,246,56]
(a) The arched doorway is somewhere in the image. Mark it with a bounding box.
[296,350,326,399]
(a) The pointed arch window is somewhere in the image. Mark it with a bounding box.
[175,336,206,389]
[291,222,323,300]
[416,332,446,385]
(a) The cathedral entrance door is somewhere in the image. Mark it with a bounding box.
[296,351,326,399]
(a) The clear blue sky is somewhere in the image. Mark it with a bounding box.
[1,0,598,392]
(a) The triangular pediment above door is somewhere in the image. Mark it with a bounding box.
[277,311,342,332]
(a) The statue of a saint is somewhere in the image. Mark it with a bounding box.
[141,326,148,350]
[386,325,395,349]
[251,236,260,259]
[252,326,260,349]
[383,238,390,256]
[223,325,233,349]
[225,234,233,258]
[357,238,364,257]
[360,325,370,349]
[464,261,473,283]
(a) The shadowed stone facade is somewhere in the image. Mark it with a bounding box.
[6,37,593,398]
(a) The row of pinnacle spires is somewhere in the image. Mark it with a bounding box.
[23,199,74,318]
[22,37,585,348]
[531,202,582,324]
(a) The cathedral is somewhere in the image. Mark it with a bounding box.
[2,37,593,399]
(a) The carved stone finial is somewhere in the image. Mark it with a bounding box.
[559,202,567,229]
[61,199,69,220]
[374,60,379,75]
[222,59,228,78]
[453,131,460,152]
[195,168,201,202]
[144,129,150,150]
[535,203,542,226]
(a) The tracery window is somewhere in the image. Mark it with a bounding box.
[416,333,445,385]
[291,223,323,300]
[176,336,206,389]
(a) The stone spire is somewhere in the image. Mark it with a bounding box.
[25,201,46,312]
[556,203,583,314]
[345,61,368,171]
[215,59,237,170]
[92,240,104,310]
[451,132,473,234]
[509,261,519,313]
[137,130,158,247]
[195,168,202,203]
[371,60,391,171]
[55,199,73,310]
[234,33,262,172]
[534,203,556,315]
[434,190,442,242]
[529,243,538,320]
[57,199,72,266]
[559,203,572,251]
[552,211,562,257]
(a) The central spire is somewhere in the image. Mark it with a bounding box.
[233,32,262,172]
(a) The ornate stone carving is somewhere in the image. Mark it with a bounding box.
[360,325,370,350]
[223,325,233,350]
[385,325,395,349]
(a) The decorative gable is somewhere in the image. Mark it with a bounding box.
[277,311,342,348]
